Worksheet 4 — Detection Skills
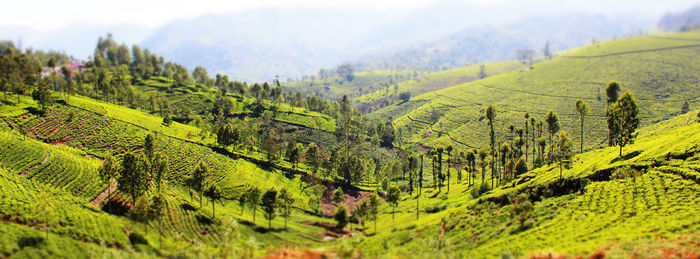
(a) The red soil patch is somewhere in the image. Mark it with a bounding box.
[90,181,118,207]
[302,221,354,240]
[263,248,329,259]
[320,185,376,217]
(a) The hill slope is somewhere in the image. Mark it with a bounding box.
[382,30,700,151]
[351,110,700,258]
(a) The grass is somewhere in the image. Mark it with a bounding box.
[358,60,526,107]
[347,109,700,258]
[376,30,700,152]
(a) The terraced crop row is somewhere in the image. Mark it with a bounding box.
[0,128,103,198]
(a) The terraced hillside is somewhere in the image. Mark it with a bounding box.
[378,30,700,151]
[358,60,526,114]
[350,110,700,258]
[0,98,338,257]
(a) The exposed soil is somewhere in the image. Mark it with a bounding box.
[263,248,329,259]
[319,184,375,217]
[302,221,354,241]
[90,181,117,207]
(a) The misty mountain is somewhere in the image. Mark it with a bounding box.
[658,5,700,31]
[0,24,151,58]
[355,14,654,71]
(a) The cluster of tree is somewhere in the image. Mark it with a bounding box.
[236,186,294,230]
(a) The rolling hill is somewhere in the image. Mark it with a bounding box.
[376,30,700,152]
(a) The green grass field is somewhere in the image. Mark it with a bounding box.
[374,30,700,153]
[350,110,700,258]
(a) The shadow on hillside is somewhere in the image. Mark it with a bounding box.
[253,226,285,233]
[180,203,197,212]
[17,236,45,249]
[102,199,129,216]
[610,150,642,163]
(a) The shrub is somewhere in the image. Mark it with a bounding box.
[128,232,148,245]
[424,202,447,213]
[471,182,492,198]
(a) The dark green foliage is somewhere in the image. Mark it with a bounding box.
[332,188,345,204]
[204,184,223,218]
[605,81,621,104]
[609,91,640,157]
[575,99,589,153]
[189,162,208,208]
[399,92,411,103]
[510,194,534,227]
[32,80,54,113]
[424,202,447,213]
[216,123,239,148]
[471,182,491,198]
[554,130,574,179]
[246,187,261,223]
[261,188,277,229]
[514,156,528,177]
[117,152,150,202]
[386,185,401,220]
[334,204,349,229]
[545,110,560,161]
[278,188,294,230]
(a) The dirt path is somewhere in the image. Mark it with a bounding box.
[90,181,118,207]
[19,153,49,177]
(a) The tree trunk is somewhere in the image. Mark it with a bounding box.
[212,199,215,218]
[620,145,623,157]
[580,117,584,153]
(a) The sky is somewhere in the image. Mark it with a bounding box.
[1,0,698,31]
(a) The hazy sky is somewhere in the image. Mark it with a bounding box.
[2,0,698,30]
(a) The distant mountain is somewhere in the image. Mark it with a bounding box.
[0,24,151,58]
[0,2,661,82]
[658,5,700,31]
[355,14,654,71]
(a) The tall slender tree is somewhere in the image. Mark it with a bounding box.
[545,110,560,163]
[486,105,496,188]
[575,99,589,153]
[261,188,278,230]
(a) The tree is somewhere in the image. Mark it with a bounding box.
[545,110,560,162]
[278,188,294,230]
[261,188,278,230]
[368,192,380,233]
[418,154,424,194]
[605,81,621,104]
[247,187,261,223]
[99,155,119,213]
[510,194,533,227]
[446,146,453,192]
[486,105,496,188]
[262,137,278,163]
[466,150,476,186]
[217,123,239,149]
[204,184,223,218]
[238,189,248,215]
[306,143,321,173]
[554,130,573,179]
[681,101,690,114]
[151,152,168,192]
[386,185,400,220]
[144,134,155,161]
[478,149,488,183]
[32,79,53,113]
[336,63,355,82]
[334,204,349,229]
[605,81,621,146]
[575,99,589,153]
[190,162,208,208]
[607,91,640,157]
[331,187,345,205]
[117,152,150,203]
[399,92,411,103]
[149,193,166,248]
[37,191,57,240]
[514,156,528,177]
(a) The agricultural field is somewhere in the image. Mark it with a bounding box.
[350,109,700,258]
[379,30,700,152]
[285,70,418,101]
[358,60,526,113]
